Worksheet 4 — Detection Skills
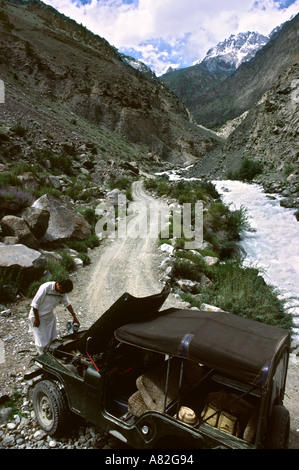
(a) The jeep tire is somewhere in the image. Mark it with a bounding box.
[33,379,70,436]
[265,405,290,449]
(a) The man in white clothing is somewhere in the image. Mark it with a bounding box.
[29,279,80,354]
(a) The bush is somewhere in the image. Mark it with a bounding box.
[34,149,73,176]
[86,233,100,248]
[0,172,22,187]
[173,251,211,282]
[0,266,23,302]
[227,158,263,181]
[77,207,99,229]
[77,252,91,266]
[11,124,27,138]
[44,261,69,282]
[26,262,69,297]
[66,240,88,253]
[145,177,218,205]
[109,177,132,191]
[60,251,76,272]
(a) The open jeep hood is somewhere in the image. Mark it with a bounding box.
[76,285,170,355]
[115,308,290,387]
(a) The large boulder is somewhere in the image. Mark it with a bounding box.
[32,194,92,243]
[0,244,45,270]
[21,206,50,239]
[0,244,46,301]
[0,215,39,249]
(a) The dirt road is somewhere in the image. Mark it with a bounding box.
[86,179,184,318]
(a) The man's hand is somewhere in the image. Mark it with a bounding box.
[73,314,80,326]
[67,305,80,326]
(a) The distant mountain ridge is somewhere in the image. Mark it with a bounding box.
[160,13,299,129]
[198,31,270,73]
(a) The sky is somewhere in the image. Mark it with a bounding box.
[42,0,299,75]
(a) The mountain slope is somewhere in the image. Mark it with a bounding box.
[184,59,299,180]
[0,0,218,169]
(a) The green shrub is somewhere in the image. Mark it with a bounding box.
[34,149,73,176]
[11,124,27,137]
[66,240,88,253]
[109,177,132,191]
[77,207,99,229]
[0,266,23,302]
[86,233,100,248]
[145,177,218,205]
[227,158,263,181]
[174,251,211,282]
[60,251,76,272]
[44,261,69,282]
[77,252,91,266]
[1,391,23,419]
[205,201,250,257]
[0,172,22,187]
[26,279,45,298]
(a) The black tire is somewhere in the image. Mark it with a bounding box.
[33,379,70,436]
[265,405,290,449]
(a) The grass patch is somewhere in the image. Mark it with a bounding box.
[179,259,293,330]
[227,158,263,181]
[147,176,249,259]
[0,390,23,419]
[145,177,219,204]
[108,177,133,201]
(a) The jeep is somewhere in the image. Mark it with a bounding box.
[27,286,290,449]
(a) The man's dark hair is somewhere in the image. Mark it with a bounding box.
[58,279,73,293]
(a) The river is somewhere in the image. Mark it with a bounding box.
[159,169,299,338]
[213,180,299,338]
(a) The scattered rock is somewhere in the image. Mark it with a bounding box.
[200,303,225,312]
[0,215,39,250]
[160,243,175,255]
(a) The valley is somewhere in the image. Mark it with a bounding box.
[0,0,298,450]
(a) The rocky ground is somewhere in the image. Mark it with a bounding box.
[0,244,118,449]
[0,185,299,450]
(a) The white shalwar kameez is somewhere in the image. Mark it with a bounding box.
[28,281,71,354]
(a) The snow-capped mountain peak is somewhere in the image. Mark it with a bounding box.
[198,31,269,73]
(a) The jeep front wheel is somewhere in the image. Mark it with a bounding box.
[33,380,69,436]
